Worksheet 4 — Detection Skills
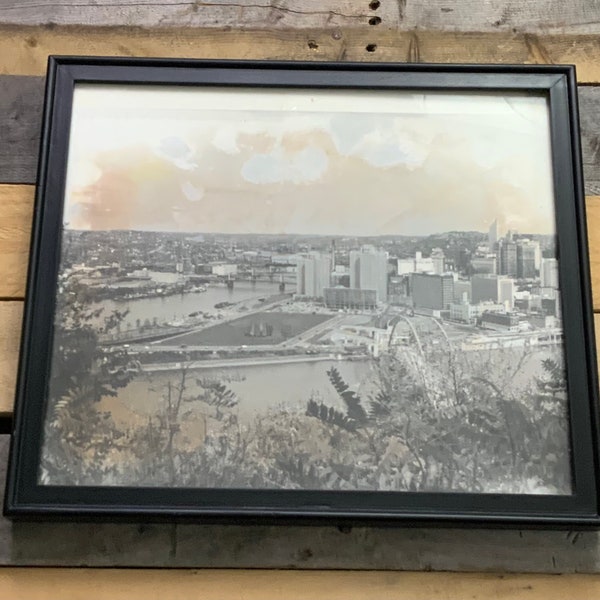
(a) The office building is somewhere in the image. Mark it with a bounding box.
[499,278,515,309]
[480,311,521,332]
[517,240,538,279]
[488,219,499,248]
[411,273,454,310]
[541,258,559,289]
[324,287,377,310]
[498,239,517,276]
[471,255,497,274]
[453,279,472,303]
[296,252,332,298]
[397,251,435,275]
[431,248,445,275]
[449,300,504,325]
[350,245,388,302]
[471,274,515,309]
[212,263,238,277]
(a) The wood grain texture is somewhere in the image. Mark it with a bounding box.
[0,185,33,297]
[2,74,600,189]
[0,0,599,34]
[0,1,401,30]
[3,569,600,600]
[0,303,22,416]
[400,0,600,35]
[580,87,600,195]
[2,27,600,82]
[0,76,44,185]
[587,197,600,285]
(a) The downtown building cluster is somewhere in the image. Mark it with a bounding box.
[392,221,560,331]
[294,220,561,334]
[296,245,389,310]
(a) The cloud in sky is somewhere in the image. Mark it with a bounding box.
[241,145,328,185]
[181,181,204,202]
[154,136,198,171]
[63,89,555,236]
[330,114,429,169]
[212,126,240,155]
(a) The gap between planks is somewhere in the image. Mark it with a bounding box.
[1,26,600,83]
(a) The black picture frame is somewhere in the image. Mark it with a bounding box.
[5,56,600,527]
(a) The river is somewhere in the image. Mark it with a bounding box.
[100,357,375,428]
[100,274,295,327]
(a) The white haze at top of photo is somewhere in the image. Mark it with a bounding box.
[63,84,556,236]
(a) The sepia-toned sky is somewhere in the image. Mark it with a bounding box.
[63,85,556,236]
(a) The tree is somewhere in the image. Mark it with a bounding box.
[127,366,244,486]
[303,343,571,494]
[40,272,136,484]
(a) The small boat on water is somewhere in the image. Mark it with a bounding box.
[214,301,234,309]
[167,318,187,327]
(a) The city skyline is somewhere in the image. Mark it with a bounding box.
[62,225,555,238]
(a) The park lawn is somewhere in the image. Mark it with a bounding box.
[161,311,332,346]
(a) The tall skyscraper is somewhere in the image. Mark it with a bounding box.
[498,239,517,277]
[516,240,538,279]
[350,245,388,302]
[488,219,499,248]
[541,257,559,289]
[498,278,515,309]
[431,248,445,275]
[330,239,336,272]
[296,252,332,298]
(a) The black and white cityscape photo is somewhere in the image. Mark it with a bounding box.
[40,85,572,495]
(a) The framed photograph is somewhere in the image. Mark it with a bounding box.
[5,57,600,526]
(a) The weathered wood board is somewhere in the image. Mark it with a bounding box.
[4,568,600,600]
[0,302,22,413]
[399,0,600,35]
[0,0,598,34]
[0,76,44,185]
[0,1,401,30]
[579,88,600,195]
[3,27,600,83]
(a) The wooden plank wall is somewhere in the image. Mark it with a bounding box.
[2,1,600,597]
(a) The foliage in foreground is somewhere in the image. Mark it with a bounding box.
[43,323,571,494]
